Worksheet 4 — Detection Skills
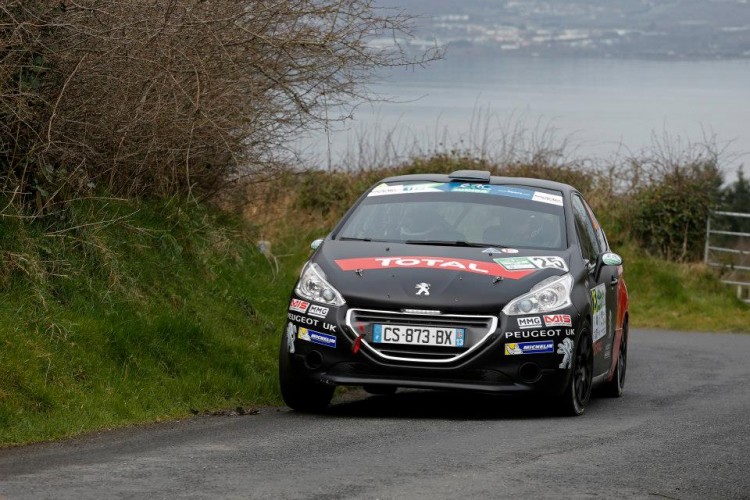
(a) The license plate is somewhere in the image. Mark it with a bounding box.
[372,324,465,347]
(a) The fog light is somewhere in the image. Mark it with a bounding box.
[519,299,534,313]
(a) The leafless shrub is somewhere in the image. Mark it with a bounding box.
[330,106,579,173]
[0,0,437,214]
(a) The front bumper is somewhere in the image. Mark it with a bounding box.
[285,296,579,396]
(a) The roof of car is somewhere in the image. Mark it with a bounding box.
[377,171,578,194]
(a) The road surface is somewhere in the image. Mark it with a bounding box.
[1,329,749,499]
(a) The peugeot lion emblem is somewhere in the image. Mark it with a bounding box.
[415,283,430,296]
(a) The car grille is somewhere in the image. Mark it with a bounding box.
[346,308,498,364]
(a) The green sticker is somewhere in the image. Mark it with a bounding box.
[495,256,569,272]
[494,257,536,270]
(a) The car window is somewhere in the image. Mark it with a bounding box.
[336,182,567,250]
[571,194,601,261]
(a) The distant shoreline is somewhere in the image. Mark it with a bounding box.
[401,44,750,63]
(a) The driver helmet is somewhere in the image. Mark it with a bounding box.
[400,207,439,238]
[512,214,543,241]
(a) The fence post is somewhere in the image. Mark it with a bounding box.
[704,211,711,265]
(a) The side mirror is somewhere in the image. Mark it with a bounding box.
[310,239,324,251]
[601,252,623,266]
[594,252,622,280]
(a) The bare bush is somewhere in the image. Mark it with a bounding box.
[0,0,437,213]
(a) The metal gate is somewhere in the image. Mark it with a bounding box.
[704,210,750,304]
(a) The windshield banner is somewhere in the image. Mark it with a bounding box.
[368,182,563,206]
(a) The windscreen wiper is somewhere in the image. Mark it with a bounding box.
[405,240,493,248]
[338,237,393,243]
[338,237,372,242]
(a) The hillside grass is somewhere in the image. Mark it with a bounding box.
[0,198,309,445]
[620,244,750,331]
[1,173,749,446]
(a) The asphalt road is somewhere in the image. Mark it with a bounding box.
[1,329,749,500]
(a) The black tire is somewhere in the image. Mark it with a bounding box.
[601,317,628,398]
[363,384,398,396]
[278,336,334,412]
[557,327,593,416]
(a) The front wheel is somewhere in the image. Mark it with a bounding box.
[279,335,334,412]
[556,328,593,416]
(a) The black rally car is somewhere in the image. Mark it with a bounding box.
[280,170,629,415]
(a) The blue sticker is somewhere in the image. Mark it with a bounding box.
[504,340,555,355]
[449,183,536,201]
[373,324,382,343]
[456,329,465,347]
[298,327,337,348]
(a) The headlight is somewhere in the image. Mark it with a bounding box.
[295,262,346,306]
[502,274,573,316]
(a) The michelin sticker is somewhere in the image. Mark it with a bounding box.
[505,341,554,355]
[557,338,574,369]
[298,327,337,348]
[591,283,607,342]
[494,256,568,272]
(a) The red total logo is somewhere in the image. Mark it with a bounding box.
[334,256,534,279]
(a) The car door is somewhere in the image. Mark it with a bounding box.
[570,194,617,376]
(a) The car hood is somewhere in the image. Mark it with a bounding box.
[314,241,574,314]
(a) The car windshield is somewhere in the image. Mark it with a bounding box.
[336,182,567,250]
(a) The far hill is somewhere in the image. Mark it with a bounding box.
[383,0,750,58]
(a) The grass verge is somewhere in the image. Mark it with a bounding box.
[620,244,750,331]
[0,197,307,446]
